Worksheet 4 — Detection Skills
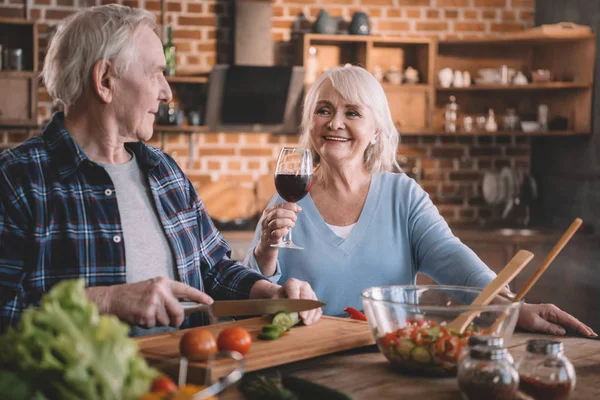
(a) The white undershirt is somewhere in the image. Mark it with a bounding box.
[326,223,356,239]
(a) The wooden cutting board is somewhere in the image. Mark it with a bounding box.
[136,316,374,380]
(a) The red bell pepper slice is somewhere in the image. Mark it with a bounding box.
[344,307,367,321]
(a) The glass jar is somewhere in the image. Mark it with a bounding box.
[458,335,513,363]
[515,339,576,400]
[458,345,519,400]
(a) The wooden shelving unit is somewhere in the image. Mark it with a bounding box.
[295,30,596,136]
[401,130,587,136]
[0,18,38,129]
[436,82,592,91]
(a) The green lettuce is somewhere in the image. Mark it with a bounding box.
[0,279,159,400]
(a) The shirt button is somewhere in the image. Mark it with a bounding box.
[104,189,113,196]
[113,235,122,243]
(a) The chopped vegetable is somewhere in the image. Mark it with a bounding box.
[0,279,159,400]
[258,312,301,341]
[344,307,367,321]
[272,312,300,331]
[377,319,483,376]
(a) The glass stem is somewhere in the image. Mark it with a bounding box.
[283,227,293,245]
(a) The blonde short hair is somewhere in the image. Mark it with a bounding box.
[42,4,156,106]
[299,65,400,174]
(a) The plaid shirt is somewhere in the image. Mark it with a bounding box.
[0,112,265,332]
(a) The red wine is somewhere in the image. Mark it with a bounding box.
[275,174,313,203]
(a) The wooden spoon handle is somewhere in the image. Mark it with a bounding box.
[446,249,534,333]
[513,218,583,302]
[489,218,583,334]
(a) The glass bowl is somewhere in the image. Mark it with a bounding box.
[361,285,521,377]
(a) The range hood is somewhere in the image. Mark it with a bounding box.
[203,0,304,134]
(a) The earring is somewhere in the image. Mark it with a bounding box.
[370,137,377,145]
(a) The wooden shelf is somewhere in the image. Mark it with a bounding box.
[165,75,208,84]
[436,82,592,91]
[0,120,39,128]
[0,71,38,78]
[153,124,207,133]
[382,83,431,90]
[440,32,595,45]
[400,130,588,136]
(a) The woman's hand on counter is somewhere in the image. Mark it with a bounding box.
[518,303,597,337]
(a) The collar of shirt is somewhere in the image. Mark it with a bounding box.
[42,112,161,181]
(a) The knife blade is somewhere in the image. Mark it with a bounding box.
[180,298,326,317]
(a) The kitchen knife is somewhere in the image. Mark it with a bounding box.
[180,298,325,317]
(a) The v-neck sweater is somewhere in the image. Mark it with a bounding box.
[245,172,496,316]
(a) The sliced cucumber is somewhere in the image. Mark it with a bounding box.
[396,338,415,359]
[262,324,286,334]
[272,311,300,331]
[424,326,440,341]
[411,345,433,364]
[258,331,281,340]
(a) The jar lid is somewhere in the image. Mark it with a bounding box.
[526,339,563,355]
[468,334,504,348]
[469,345,508,361]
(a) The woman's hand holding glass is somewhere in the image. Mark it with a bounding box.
[253,203,302,277]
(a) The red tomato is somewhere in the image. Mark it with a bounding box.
[150,376,177,393]
[380,332,400,348]
[217,327,253,355]
[180,328,217,361]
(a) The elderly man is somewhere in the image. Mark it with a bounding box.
[0,5,321,336]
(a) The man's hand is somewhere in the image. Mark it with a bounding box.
[87,277,213,328]
[518,303,597,337]
[249,278,322,326]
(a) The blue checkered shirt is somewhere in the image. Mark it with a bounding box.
[0,112,265,332]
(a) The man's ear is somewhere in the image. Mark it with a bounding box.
[91,59,115,104]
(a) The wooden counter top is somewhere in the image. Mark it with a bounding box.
[218,332,600,399]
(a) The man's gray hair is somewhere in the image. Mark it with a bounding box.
[300,65,400,174]
[42,4,156,106]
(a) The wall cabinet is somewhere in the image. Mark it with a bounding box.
[295,30,596,136]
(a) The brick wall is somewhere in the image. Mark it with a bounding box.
[0,0,535,226]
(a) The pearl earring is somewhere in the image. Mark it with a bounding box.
[370,137,377,145]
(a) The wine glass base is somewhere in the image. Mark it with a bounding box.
[270,242,304,250]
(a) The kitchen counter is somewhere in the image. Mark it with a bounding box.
[217,332,600,400]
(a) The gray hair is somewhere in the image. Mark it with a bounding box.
[299,65,400,174]
[42,4,156,106]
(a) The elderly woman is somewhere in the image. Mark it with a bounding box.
[0,4,321,336]
[246,65,595,337]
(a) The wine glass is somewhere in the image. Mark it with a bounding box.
[271,147,313,250]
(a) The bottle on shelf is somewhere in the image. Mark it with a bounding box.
[164,25,176,76]
[305,46,319,85]
[485,108,498,132]
[444,95,459,133]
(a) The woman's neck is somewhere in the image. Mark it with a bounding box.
[314,161,371,195]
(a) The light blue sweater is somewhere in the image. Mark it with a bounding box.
[245,172,496,316]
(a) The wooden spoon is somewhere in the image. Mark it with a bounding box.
[445,249,534,333]
[489,218,583,332]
